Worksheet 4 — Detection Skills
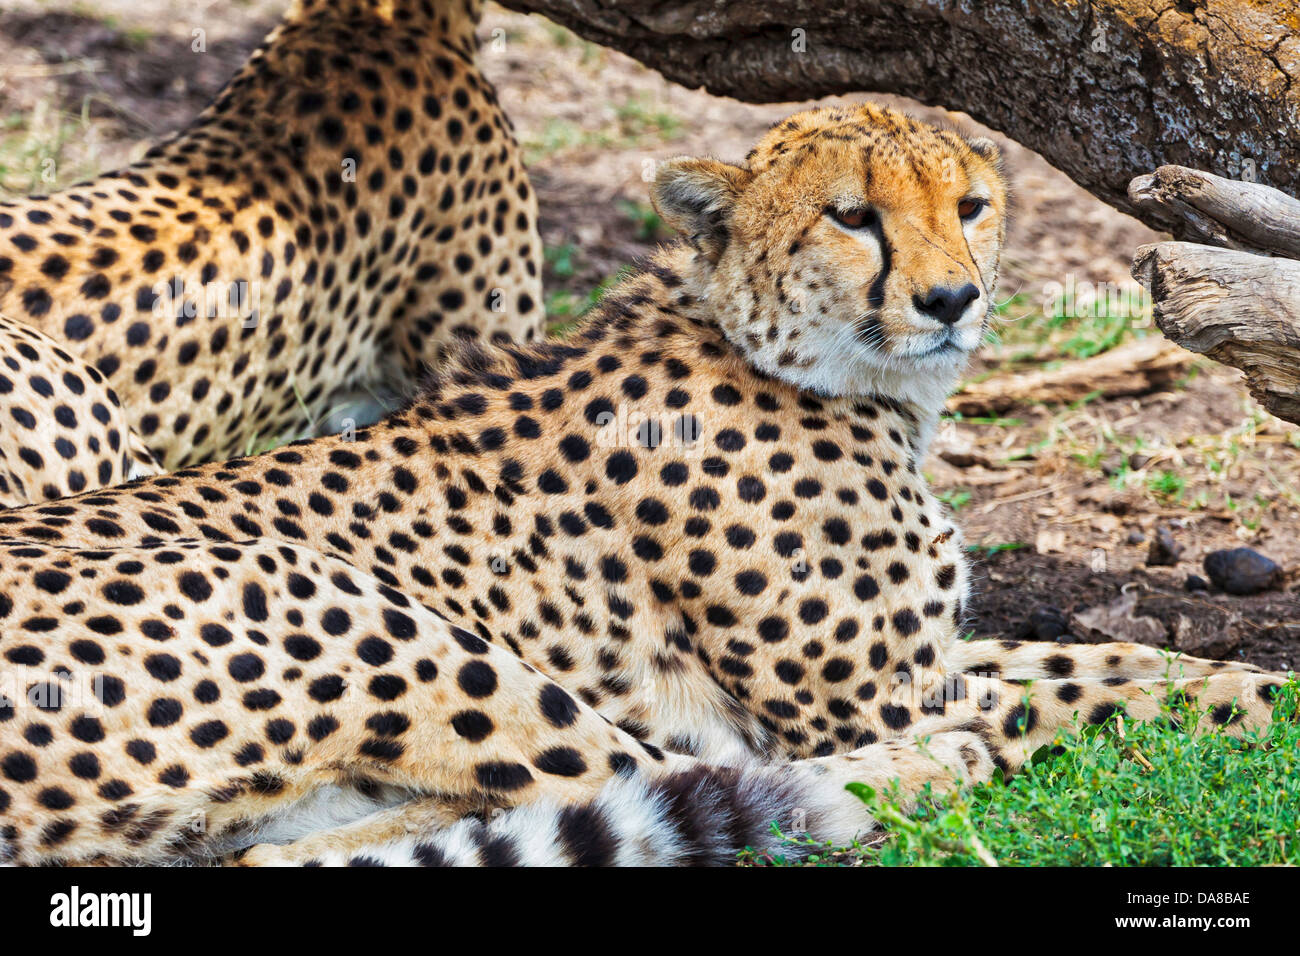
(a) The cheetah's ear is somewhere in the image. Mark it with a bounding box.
[652,157,750,260]
[965,137,1003,170]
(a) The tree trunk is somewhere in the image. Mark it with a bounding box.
[496,0,1299,238]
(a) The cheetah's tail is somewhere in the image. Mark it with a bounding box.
[290,763,875,867]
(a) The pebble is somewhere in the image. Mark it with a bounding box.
[1203,548,1283,596]
[1014,604,1072,642]
[1146,526,1183,566]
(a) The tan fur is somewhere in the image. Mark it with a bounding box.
[0,0,541,499]
[0,315,162,506]
[0,104,1285,866]
[654,105,1006,439]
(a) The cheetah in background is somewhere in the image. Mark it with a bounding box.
[0,103,1288,867]
[0,0,542,504]
[0,319,162,507]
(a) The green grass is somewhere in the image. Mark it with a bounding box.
[540,20,604,64]
[1146,469,1186,502]
[618,199,668,241]
[544,266,634,335]
[544,243,579,280]
[522,118,610,165]
[1049,310,1139,360]
[523,97,683,164]
[986,294,1150,367]
[0,102,93,195]
[742,680,1300,866]
[966,540,1027,558]
[937,488,972,512]
[612,98,683,142]
[940,412,1025,428]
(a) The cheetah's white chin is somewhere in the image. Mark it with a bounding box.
[776,344,970,413]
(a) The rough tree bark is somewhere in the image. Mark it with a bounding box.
[496,0,1299,238]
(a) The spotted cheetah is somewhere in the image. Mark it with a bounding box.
[0,318,163,506]
[0,104,1287,867]
[0,0,542,505]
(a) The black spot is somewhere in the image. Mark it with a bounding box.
[368,674,407,701]
[307,675,346,703]
[605,451,638,484]
[1087,702,1125,725]
[474,761,534,791]
[711,384,742,406]
[1,752,37,782]
[1055,682,1083,704]
[534,746,588,777]
[143,654,182,682]
[892,609,921,636]
[308,715,339,741]
[1002,703,1037,738]
[457,660,498,698]
[146,698,183,727]
[190,720,229,748]
[539,684,579,727]
[879,704,912,730]
[228,654,265,682]
[321,608,351,635]
[451,710,494,741]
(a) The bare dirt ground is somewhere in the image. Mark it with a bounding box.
[2,1,1297,670]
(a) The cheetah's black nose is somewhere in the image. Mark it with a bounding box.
[913,283,980,325]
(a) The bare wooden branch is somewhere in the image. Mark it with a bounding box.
[1129,166,1300,259]
[497,0,1300,235]
[949,337,1191,416]
[1132,242,1300,424]
[1129,167,1300,425]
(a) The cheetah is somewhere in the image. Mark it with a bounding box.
[0,0,542,505]
[0,317,163,506]
[0,103,1288,867]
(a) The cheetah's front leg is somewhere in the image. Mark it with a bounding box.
[945,637,1262,682]
[911,670,1288,775]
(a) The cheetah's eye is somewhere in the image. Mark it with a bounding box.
[828,206,875,230]
[958,198,986,221]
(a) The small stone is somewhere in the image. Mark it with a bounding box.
[1014,605,1071,642]
[1091,514,1120,534]
[1203,548,1284,596]
[1070,592,1167,646]
[1146,526,1183,566]
[1128,453,1152,471]
[1126,528,1146,545]
[1100,495,1133,516]
[1184,574,1208,592]
[1035,528,1066,554]
[1171,609,1242,659]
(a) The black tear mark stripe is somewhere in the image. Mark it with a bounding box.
[865,215,892,309]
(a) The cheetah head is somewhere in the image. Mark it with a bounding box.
[652,103,1007,411]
